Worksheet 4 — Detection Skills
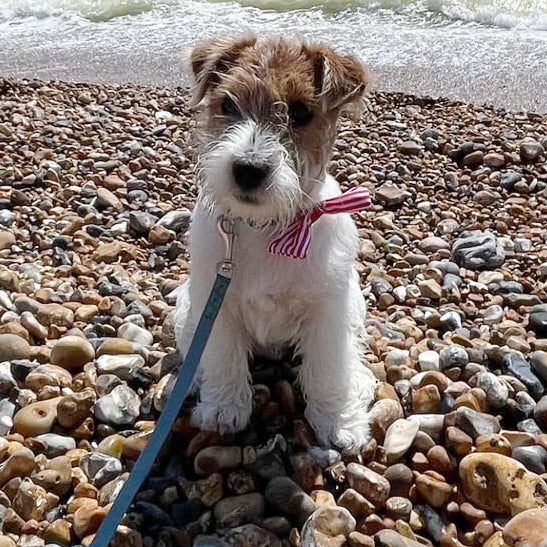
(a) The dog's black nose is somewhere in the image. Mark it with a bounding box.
[232,159,269,191]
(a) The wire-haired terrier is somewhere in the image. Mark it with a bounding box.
[175,33,376,453]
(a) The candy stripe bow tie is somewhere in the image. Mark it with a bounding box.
[268,186,372,259]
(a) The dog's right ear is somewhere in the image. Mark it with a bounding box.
[188,33,257,106]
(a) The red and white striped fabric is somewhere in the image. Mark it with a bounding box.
[268,186,372,259]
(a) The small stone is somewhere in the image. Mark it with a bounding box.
[157,209,191,233]
[93,385,140,426]
[118,323,153,346]
[194,446,242,475]
[96,354,145,380]
[415,473,453,507]
[129,211,156,234]
[374,529,424,547]
[520,139,544,162]
[376,184,410,206]
[384,419,419,463]
[34,433,76,457]
[0,333,30,362]
[346,463,390,506]
[439,345,468,369]
[385,497,412,520]
[265,476,315,525]
[500,170,521,189]
[57,389,95,429]
[531,351,547,384]
[337,488,374,519]
[0,231,15,250]
[419,236,450,253]
[13,397,62,436]
[473,372,509,409]
[80,452,122,487]
[512,445,547,474]
[502,352,544,399]
[460,453,547,515]
[483,152,506,168]
[529,312,547,338]
[464,150,484,167]
[301,506,356,546]
[417,351,440,371]
[503,507,547,547]
[417,278,442,299]
[0,447,35,487]
[213,493,265,528]
[452,231,505,270]
[398,141,421,155]
[444,407,500,439]
[50,335,95,371]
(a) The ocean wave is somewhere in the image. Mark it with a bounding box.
[1,0,546,30]
[0,0,170,23]
[222,0,547,29]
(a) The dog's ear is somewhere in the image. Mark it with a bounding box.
[188,33,257,106]
[305,44,372,117]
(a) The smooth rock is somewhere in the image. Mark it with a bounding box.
[265,476,315,525]
[384,419,419,463]
[503,507,547,547]
[460,453,547,515]
[301,506,356,546]
[452,231,505,270]
[13,397,62,436]
[346,463,390,506]
[50,336,95,370]
[94,385,140,426]
[0,334,30,362]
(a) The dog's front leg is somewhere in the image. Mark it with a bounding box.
[298,294,375,454]
[192,310,253,434]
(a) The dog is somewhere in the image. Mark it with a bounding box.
[174,33,376,453]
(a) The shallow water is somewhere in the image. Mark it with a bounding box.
[1,0,546,111]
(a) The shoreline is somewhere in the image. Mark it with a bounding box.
[1,73,546,117]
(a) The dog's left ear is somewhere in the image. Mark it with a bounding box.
[305,44,372,116]
[187,33,257,106]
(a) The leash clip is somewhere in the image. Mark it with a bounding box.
[217,215,235,278]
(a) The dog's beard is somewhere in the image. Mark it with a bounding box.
[196,119,311,231]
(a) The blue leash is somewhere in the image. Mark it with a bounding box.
[91,216,235,547]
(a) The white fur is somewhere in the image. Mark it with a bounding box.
[174,114,376,453]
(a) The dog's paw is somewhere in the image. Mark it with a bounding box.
[192,400,252,434]
[305,405,370,455]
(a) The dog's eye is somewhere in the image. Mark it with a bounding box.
[288,101,313,127]
[221,96,239,117]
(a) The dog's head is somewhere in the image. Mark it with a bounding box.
[189,33,371,227]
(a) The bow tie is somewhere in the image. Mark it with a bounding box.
[268,186,372,259]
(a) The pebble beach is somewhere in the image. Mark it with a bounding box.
[1,75,547,547]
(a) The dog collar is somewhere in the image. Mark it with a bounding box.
[268,186,372,259]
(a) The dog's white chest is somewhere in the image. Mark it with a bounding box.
[239,290,313,349]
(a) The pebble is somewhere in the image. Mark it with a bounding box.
[50,335,95,370]
[503,507,547,547]
[0,333,30,362]
[383,419,419,462]
[451,231,505,270]
[301,506,356,546]
[13,397,62,436]
[265,476,316,525]
[460,452,547,515]
[502,352,544,399]
[213,493,265,528]
[347,463,390,506]
[93,385,141,426]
